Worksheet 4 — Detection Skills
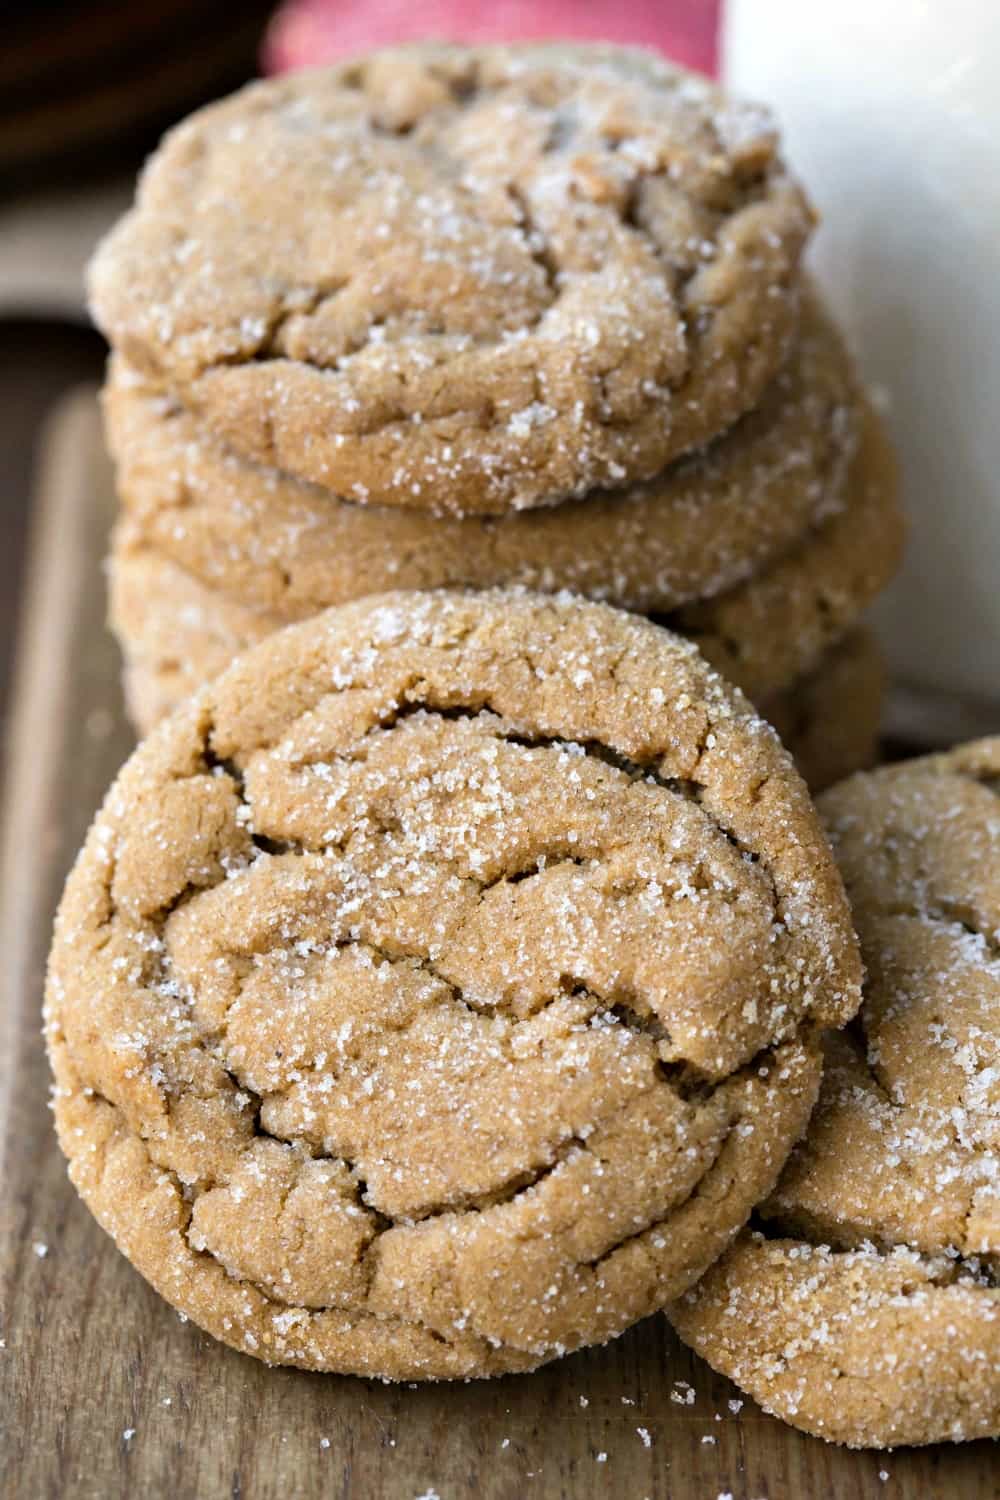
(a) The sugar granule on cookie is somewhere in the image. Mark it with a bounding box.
[46,590,860,1378]
[89,42,813,515]
[671,739,1000,1447]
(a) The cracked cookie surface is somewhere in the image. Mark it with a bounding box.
[670,739,1000,1447]
[104,293,859,615]
[88,42,812,516]
[47,590,859,1377]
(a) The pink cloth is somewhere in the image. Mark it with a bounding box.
[264,0,720,77]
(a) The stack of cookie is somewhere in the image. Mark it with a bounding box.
[89,42,903,790]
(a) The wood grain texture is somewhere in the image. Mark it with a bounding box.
[0,391,995,1500]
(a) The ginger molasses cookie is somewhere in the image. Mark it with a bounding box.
[107,399,900,730]
[104,294,860,616]
[89,42,813,515]
[671,739,1000,1447]
[47,590,860,1378]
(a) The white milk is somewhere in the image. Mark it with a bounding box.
[725,1,1000,722]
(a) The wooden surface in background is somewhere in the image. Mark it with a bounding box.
[0,321,106,733]
[0,391,996,1500]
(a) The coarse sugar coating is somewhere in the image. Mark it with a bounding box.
[46,590,860,1377]
[103,291,861,616]
[670,739,1000,1447]
[88,41,813,515]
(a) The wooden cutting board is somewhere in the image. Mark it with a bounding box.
[0,390,994,1500]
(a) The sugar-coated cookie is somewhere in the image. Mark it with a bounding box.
[47,590,860,1377]
[671,740,1000,1447]
[89,43,812,515]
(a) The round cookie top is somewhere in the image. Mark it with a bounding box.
[46,591,859,1378]
[105,292,860,615]
[88,42,813,515]
[671,739,1000,1448]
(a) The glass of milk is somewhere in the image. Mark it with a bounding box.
[725,0,1000,740]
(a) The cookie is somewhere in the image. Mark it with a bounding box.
[759,629,883,794]
[88,42,813,515]
[105,293,861,616]
[46,589,861,1378]
[671,740,1000,1447]
[107,396,900,728]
